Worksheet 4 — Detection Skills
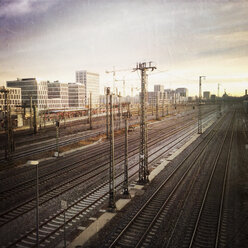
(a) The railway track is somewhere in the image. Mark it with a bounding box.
[99,111,234,248]
[0,105,202,162]
[0,114,138,162]
[0,110,217,247]
[0,114,196,197]
[187,112,235,248]
[0,106,215,184]
[0,112,215,227]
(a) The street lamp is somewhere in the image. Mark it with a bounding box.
[28,160,39,248]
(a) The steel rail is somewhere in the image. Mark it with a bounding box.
[0,114,202,227]
[105,112,229,248]
[188,111,235,248]
[4,111,218,247]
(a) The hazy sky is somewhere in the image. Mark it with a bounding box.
[0,0,248,96]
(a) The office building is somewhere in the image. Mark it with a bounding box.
[147,91,167,105]
[0,86,22,111]
[68,83,85,108]
[176,88,188,97]
[7,78,48,110]
[76,70,99,106]
[47,81,69,109]
[154,85,164,92]
[203,91,210,100]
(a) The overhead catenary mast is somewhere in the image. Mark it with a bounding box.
[198,76,206,134]
[134,62,156,184]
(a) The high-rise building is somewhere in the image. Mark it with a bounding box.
[76,70,99,106]
[47,81,69,109]
[68,83,85,108]
[154,85,164,92]
[203,91,210,100]
[176,88,188,97]
[7,78,48,110]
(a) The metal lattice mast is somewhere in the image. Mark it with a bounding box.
[198,76,205,134]
[134,62,156,184]
[30,95,33,130]
[162,92,165,117]
[106,88,110,139]
[108,94,116,210]
[218,83,222,117]
[3,89,9,159]
[118,94,121,130]
[55,121,60,156]
[33,104,37,134]
[89,92,92,129]
[156,93,159,120]
[123,117,129,195]
[128,102,131,118]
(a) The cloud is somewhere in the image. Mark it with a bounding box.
[0,0,58,18]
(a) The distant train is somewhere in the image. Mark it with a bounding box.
[244,100,248,113]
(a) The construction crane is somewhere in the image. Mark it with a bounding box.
[105,67,132,94]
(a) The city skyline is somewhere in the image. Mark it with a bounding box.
[0,0,247,96]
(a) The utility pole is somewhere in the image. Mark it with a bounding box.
[1,88,14,160]
[33,104,37,134]
[167,104,169,116]
[174,92,177,110]
[156,93,159,120]
[134,62,156,184]
[106,87,110,139]
[61,200,67,248]
[26,161,40,248]
[30,95,33,130]
[43,106,47,129]
[108,94,116,210]
[55,121,60,157]
[218,83,222,117]
[36,161,39,248]
[89,92,92,130]
[123,117,129,196]
[198,76,206,134]
[162,92,165,117]
[128,102,131,118]
[23,102,26,119]
[64,105,66,128]
[118,94,122,129]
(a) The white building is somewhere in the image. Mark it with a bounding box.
[7,78,48,110]
[37,81,48,109]
[0,86,22,111]
[47,81,69,109]
[68,83,85,108]
[154,84,164,92]
[76,70,99,106]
